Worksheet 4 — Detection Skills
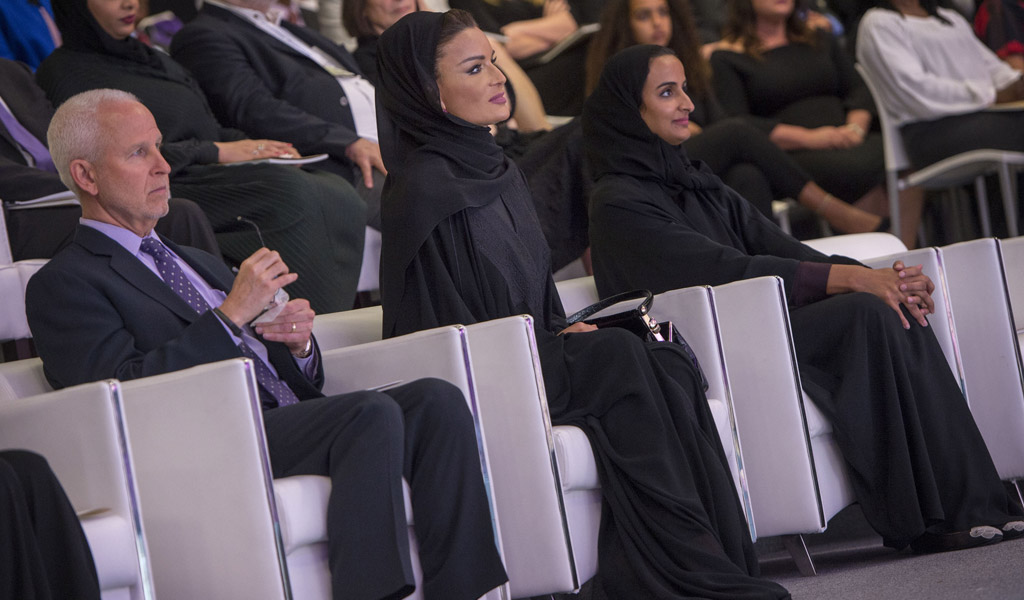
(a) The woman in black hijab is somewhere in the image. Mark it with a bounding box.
[35,0,367,314]
[376,9,791,599]
[584,44,1024,554]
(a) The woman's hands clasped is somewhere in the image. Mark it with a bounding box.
[827,261,936,329]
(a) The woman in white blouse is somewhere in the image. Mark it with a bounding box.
[856,0,1024,171]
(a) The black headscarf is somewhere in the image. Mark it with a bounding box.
[376,10,521,320]
[582,44,723,196]
[52,0,165,69]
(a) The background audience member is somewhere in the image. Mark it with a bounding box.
[0,0,61,70]
[449,0,598,114]
[586,0,890,233]
[171,0,388,228]
[0,56,218,260]
[858,0,1024,235]
[27,88,508,600]
[37,0,368,314]
[0,450,101,600]
[709,0,925,245]
[584,44,1024,555]
[974,0,1024,71]
[376,10,792,599]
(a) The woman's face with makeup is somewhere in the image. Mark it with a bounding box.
[435,27,510,127]
[87,0,139,40]
[639,54,694,145]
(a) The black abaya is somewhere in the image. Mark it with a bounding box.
[375,13,789,599]
[584,45,1020,550]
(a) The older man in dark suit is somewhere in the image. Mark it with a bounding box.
[26,88,507,600]
[171,0,387,226]
[0,57,218,260]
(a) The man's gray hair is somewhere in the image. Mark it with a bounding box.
[47,88,142,194]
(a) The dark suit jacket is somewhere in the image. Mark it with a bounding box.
[26,225,324,410]
[171,4,364,184]
[0,58,68,203]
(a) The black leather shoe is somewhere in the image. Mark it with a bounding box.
[911,526,1003,553]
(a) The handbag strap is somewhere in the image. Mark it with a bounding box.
[565,289,654,324]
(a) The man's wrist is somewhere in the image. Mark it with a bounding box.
[213,306,243,336]
[292,337,313,359]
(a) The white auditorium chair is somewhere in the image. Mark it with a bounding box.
[0,375,154,600]
[312,291,747,597]
[0,342,509,600]
[0,207,47,360]
[931,239,1024,496]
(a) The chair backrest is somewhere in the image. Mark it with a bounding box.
[464,316,581,598]
[803,232,908,262]
[0,379,154,600]
[938,239,1024,480]
[312,305,384,350]
[0,259,46,342]
[856,63,911,174]
[0,206,12,265]
[555,276,601,315]
[119,359,290,600]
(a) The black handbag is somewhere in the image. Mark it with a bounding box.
[565,290,709,391]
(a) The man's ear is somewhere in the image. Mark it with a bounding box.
[69,159,98,196]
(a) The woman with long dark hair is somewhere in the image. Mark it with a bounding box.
[375,9,791,599]
[709,0,925,244]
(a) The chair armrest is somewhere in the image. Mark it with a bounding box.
[938,239,1024,480]
[711,276,825,538]
[119,359,288,600]
[311,305,383,352]
[0,381,151,594]
[465,316,579,598]
[319,325,471,397]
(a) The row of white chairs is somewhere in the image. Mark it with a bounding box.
[1,232,1023,598]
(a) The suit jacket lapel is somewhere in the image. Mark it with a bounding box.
[74,225,205,324]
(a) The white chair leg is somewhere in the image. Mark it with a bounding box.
[999,163,1019,238]
[974,176,992,238]
[781,534,817,577]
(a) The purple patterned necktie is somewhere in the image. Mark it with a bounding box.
[0,102,56,173]
[140,238,300,407]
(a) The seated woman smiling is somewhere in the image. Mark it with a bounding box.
[583,43,1024,555]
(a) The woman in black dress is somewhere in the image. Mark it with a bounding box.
[708,0,923,245]
[0,450,100,600]
[583,0,888,233]
[584,43,1024,554]
[376,9,791,599]
[36,0,367,314]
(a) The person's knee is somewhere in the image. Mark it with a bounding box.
[400,378,473,431]
[331,391,405,435]
[0,449,52,476]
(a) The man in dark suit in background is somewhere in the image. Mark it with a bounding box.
[26,88,507,600]
[0,57,218,260]
[171,0,387,227]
